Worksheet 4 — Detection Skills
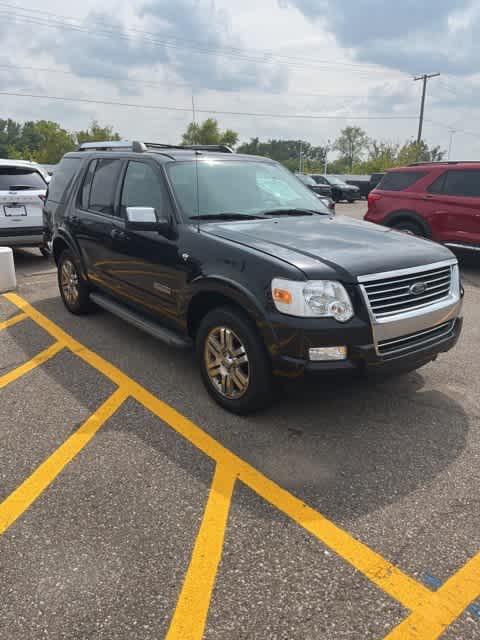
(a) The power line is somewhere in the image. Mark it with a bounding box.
[0,2,404,76]
[0,62,404,101]
[0,89,422,120]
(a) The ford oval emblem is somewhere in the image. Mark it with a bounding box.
[409,281,427,296]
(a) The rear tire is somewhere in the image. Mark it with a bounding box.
[57,250,91,314]
[196,306,273,414]
[391,220,425,237]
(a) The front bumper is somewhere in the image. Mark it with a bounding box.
[271,317,462,378]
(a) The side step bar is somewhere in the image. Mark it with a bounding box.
[90,293,192,349]
[445,242,480,253]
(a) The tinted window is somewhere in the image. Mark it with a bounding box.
[0,166,46,191]
[427,173,446,194]
[121,162,166,214]
[80,160,97,209]
[89,159,122,215]
[378,171,426,191]
[47,157,80,203]
[441,170,480,197]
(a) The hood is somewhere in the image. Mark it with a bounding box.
[204,215,454,281]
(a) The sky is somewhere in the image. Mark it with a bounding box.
[1,0,480,159]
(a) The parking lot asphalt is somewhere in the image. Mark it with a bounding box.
[1,206,480,639]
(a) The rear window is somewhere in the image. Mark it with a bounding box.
[47,157,81,203]
[429,169,480,197]
[0,166,46,191]
[378,171,426,191]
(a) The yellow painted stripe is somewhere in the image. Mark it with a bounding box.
[3,293,431,611]
[166,464,236,640]
[0,387,128,534]
[0,342,64,389]
[0,312,28,331]
[384,552,480,639]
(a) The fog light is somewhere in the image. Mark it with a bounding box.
[309,346,347,361]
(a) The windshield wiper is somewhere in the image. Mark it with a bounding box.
[261,208,325,217]
[192,213,263,221]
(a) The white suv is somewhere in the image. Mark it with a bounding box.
[0,159,49,256]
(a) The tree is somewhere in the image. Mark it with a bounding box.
[0,119,22,158]
[14,120,76,163]
[181,118,238,147]
[76,120,121,145]
[237,138,327,172]
[334,126,368,171]
[396,140,445,165]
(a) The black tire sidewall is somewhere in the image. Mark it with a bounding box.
[57,250,91,314]
[392,221,424,236]
[196,306,273,414]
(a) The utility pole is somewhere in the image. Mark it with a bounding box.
[448,129,456,160]
[414,73,440,145]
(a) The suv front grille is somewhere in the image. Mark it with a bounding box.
[361,265,452,319]
[377,321,455,358]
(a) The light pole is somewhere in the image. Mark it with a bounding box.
[448,129,456,160]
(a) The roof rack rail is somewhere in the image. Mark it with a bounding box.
[77,140,235,154]
[408,160,478,166]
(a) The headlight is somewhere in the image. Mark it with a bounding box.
[271,278,354,322]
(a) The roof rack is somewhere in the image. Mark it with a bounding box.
[77,140,234,154]
[408,160,478,166]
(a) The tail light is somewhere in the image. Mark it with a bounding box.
[368,192,382,205]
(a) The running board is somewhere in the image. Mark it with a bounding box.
[90,293,192,349]
[445,243,480,253]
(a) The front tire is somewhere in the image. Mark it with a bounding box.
[57,250,91,314]
[196,306,273,414]
[391,220,425,236]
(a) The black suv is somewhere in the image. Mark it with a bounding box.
[44,141,463,413]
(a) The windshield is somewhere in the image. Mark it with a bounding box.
[0,167,46,191]
[167,159,330,219]
[327,176,347,186]
[296,173,316,186]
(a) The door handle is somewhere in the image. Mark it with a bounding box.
[110,229,127,240]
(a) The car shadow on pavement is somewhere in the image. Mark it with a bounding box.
[9,294,470,527]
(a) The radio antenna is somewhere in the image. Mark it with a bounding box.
[195,150,201,233]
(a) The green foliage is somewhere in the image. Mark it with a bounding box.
[334,126,369,170]
[181,118,239,146]
[76,120,121,145]
[0,119,122,163]
[237,138,327,172]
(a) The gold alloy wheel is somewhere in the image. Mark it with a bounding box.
[204,326,250,399]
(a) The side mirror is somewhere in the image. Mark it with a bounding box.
[125,207,169,233]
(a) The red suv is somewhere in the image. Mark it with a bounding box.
[364,162,480,252]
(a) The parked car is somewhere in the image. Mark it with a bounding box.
[45,142,463,414]
[364,162,480,252]
[369,172,385,193]
[342,175,371,199]
[0,159,49,256]
[310,175,360,202]
[295,173,333,198]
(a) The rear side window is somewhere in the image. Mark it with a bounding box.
[47,158,80,203]
[378,171,426,191]
[88,159,122,215]
[430,170,480,197]
[0,166,46,191]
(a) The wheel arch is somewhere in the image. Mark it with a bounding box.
[383,210,432,238]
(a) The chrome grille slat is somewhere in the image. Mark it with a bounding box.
[363,268,451,289]
[369,280,451,303]
[361,265,452,320]
[378,321,454,357]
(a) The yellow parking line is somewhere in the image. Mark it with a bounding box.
[0,342,64,389]
[0,387,128,534]
[166,464,236,640]
[384,552,480,640]
[3,292,431,612]
[0,312,28,331]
